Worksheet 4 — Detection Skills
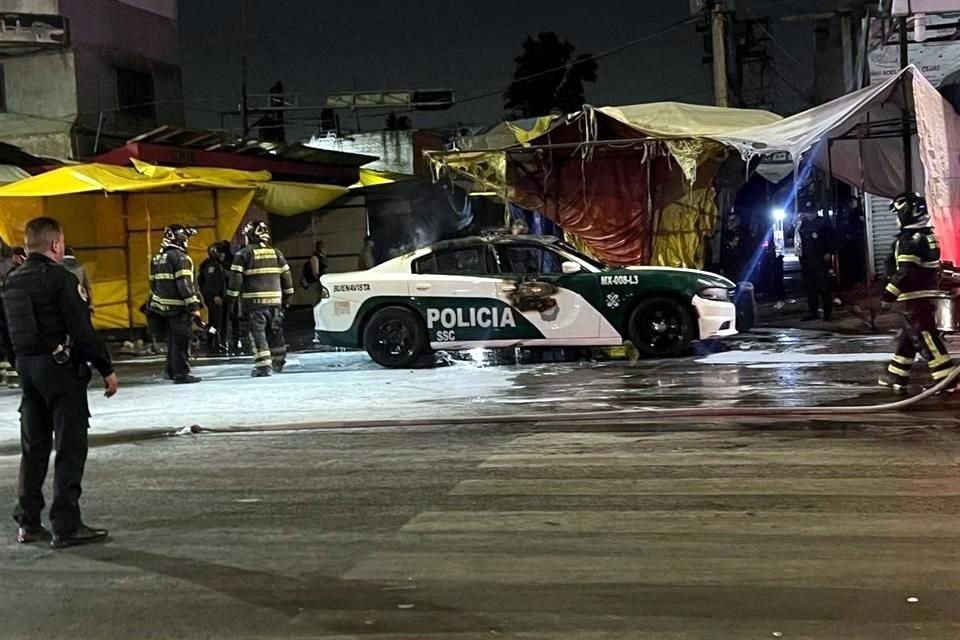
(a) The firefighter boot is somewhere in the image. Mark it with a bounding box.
[879,356,912,395]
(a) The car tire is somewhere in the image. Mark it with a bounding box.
[363,306,429,368]
[627,297,694,358]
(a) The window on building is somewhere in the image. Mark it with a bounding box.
[0,65,7,113]
[0,64,7,113]
[115,67,156,124]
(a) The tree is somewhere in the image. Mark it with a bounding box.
[504,32,598,119]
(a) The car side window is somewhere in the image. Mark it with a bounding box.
[497,245,564,275]
[414,246,490,275]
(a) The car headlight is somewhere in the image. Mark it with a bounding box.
[699,287,730,302]
[320,285,330,299]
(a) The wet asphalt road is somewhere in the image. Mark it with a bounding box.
[1,330,960,638]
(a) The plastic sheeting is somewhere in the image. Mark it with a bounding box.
[508,147,659,266]
[914,70,960,265]
[0,163,259,330]
[431,102,779,267]
[596,102,781,138]
[709,67,920,196]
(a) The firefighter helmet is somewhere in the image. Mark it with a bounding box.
[161,224,197,249]
[242,219,271,245]
[891,192,929,227]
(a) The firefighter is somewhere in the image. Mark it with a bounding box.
[148,225,202,384]
[226,220,294,377]
[879,192,956,393]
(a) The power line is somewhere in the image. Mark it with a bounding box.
[452,15,700,107]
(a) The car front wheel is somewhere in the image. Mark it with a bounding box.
[363,306,429,368]
[627,297,694,358]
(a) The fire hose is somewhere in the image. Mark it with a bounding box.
[179,363,960,437]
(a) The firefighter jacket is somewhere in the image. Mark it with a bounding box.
[226,243,294,311]
[883,225,942,303]
[148,246,202,316]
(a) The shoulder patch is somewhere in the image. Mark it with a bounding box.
[78,283,89,303]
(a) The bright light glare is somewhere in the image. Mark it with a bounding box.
[771,207,786,222]
[469,348,488,362]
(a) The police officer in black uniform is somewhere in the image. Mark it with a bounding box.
[795,200,837,321]
[148,225,202,384]
[0,217,118,548]
[880,193,956,393]
[226,220,294,377]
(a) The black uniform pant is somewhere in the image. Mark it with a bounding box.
[13,355,91,535]
[248,307,286,372]
[886,299,955,385]
[800,257,832,318]
[162,314,193,379]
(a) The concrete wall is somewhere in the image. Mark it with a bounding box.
[309,130,417,175]
[0,0,183,158]
[270,195,368,307]
[0,0,59,12]
[0,49,76,158]
[63,0,182,155]
[60,0,177,63]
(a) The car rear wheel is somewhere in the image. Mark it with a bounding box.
[363,306,429,368]
[627,297,694,358]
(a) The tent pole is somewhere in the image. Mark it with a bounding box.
[827,139,841,292]
[122,194,133,332]
[146,199,151,258]
[856,123,876,331]
[212,191,220,239]
[899,16,913,193]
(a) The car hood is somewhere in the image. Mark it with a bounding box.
[621,266,735,289]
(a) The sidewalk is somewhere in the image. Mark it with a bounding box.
[755,295,905,336]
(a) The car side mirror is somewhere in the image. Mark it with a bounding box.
[561,261,582,275]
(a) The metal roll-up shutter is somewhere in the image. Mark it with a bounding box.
[865,193,898,277]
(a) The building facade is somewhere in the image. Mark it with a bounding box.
[0,0,182,159]
[306,129,444,177]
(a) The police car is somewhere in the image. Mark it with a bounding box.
[314,235,737,368]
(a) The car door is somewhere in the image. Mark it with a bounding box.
[493,243,619,345]
[408,244,505,347]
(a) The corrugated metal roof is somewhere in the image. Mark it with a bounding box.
[128,126,376,169]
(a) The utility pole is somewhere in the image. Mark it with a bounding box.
[708,0,730,107]
[240,0,250,137]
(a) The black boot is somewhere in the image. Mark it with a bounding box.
[51,524,109,549]
[17,524,51,544]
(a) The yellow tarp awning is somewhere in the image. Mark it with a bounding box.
[0,161,270,197]
[350,168,415,188]
[256,181,348,216]
[0,162,265,330]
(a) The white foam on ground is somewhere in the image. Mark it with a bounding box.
[0,352,521,445]
[697,350,891,366]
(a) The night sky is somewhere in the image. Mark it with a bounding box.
[178,0,842,140]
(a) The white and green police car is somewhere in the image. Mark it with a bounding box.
[314,235,737,368]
